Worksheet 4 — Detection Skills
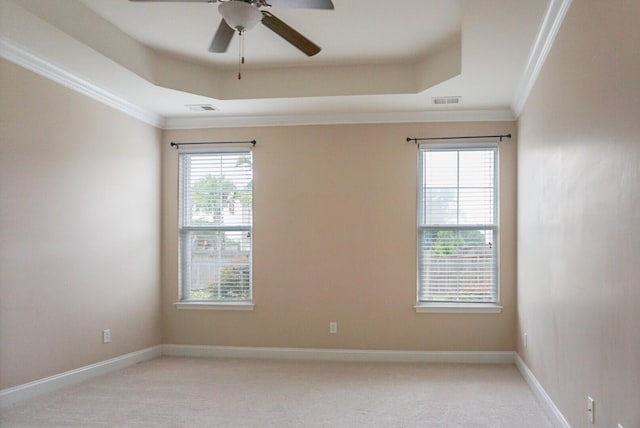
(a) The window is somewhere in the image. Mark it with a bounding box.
[179,150,253,303]
[418,144,498,305]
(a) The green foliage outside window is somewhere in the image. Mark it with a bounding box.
[432,230,486,256]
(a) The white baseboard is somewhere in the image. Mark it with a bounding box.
[1,346,536,411]
[514,353,570,428]
[0,345,163,409]
[162,344,515,364]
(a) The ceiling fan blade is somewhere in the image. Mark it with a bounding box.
[261,11,320,56]
[262,0,334,9]
[209,19,235,53]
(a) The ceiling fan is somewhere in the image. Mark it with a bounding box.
[129,0,334,57]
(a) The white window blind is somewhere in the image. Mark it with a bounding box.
[418,145,498,303]
[179,151,253,302]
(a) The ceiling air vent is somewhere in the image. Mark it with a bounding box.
[432,96,461,105]
[185,104,218,112]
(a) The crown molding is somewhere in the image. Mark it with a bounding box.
[163,108,515,130]
[511,0,573,117]
[1,35,515,130]
[0,36,164,128]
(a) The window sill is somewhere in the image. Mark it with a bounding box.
[414,303,503,314]
[174,301,255,311]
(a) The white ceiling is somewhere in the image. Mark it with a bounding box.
[81,0,463,68]
[0,0,554,128]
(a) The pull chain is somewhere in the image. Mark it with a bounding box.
[237,30,245,80]
[242,29,246,65]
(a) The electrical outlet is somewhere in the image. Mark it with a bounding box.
[524,333,528,348]
[329,322,337,334]
[587,396,594,424]
[103,329,111,344]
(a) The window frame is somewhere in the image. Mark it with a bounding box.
[415,142,501,313]
[176,149,254,310]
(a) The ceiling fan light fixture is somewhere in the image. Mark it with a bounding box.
[218,1,263,32]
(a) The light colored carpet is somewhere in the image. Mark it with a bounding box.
[1,357,552,427]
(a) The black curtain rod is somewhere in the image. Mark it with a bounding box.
[406,134,511,144]
[170,140,256,149]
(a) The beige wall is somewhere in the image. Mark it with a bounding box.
[0,59,163,389]
[1,55,516,392]
[517,1,640,427]
[162,121,517,351]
